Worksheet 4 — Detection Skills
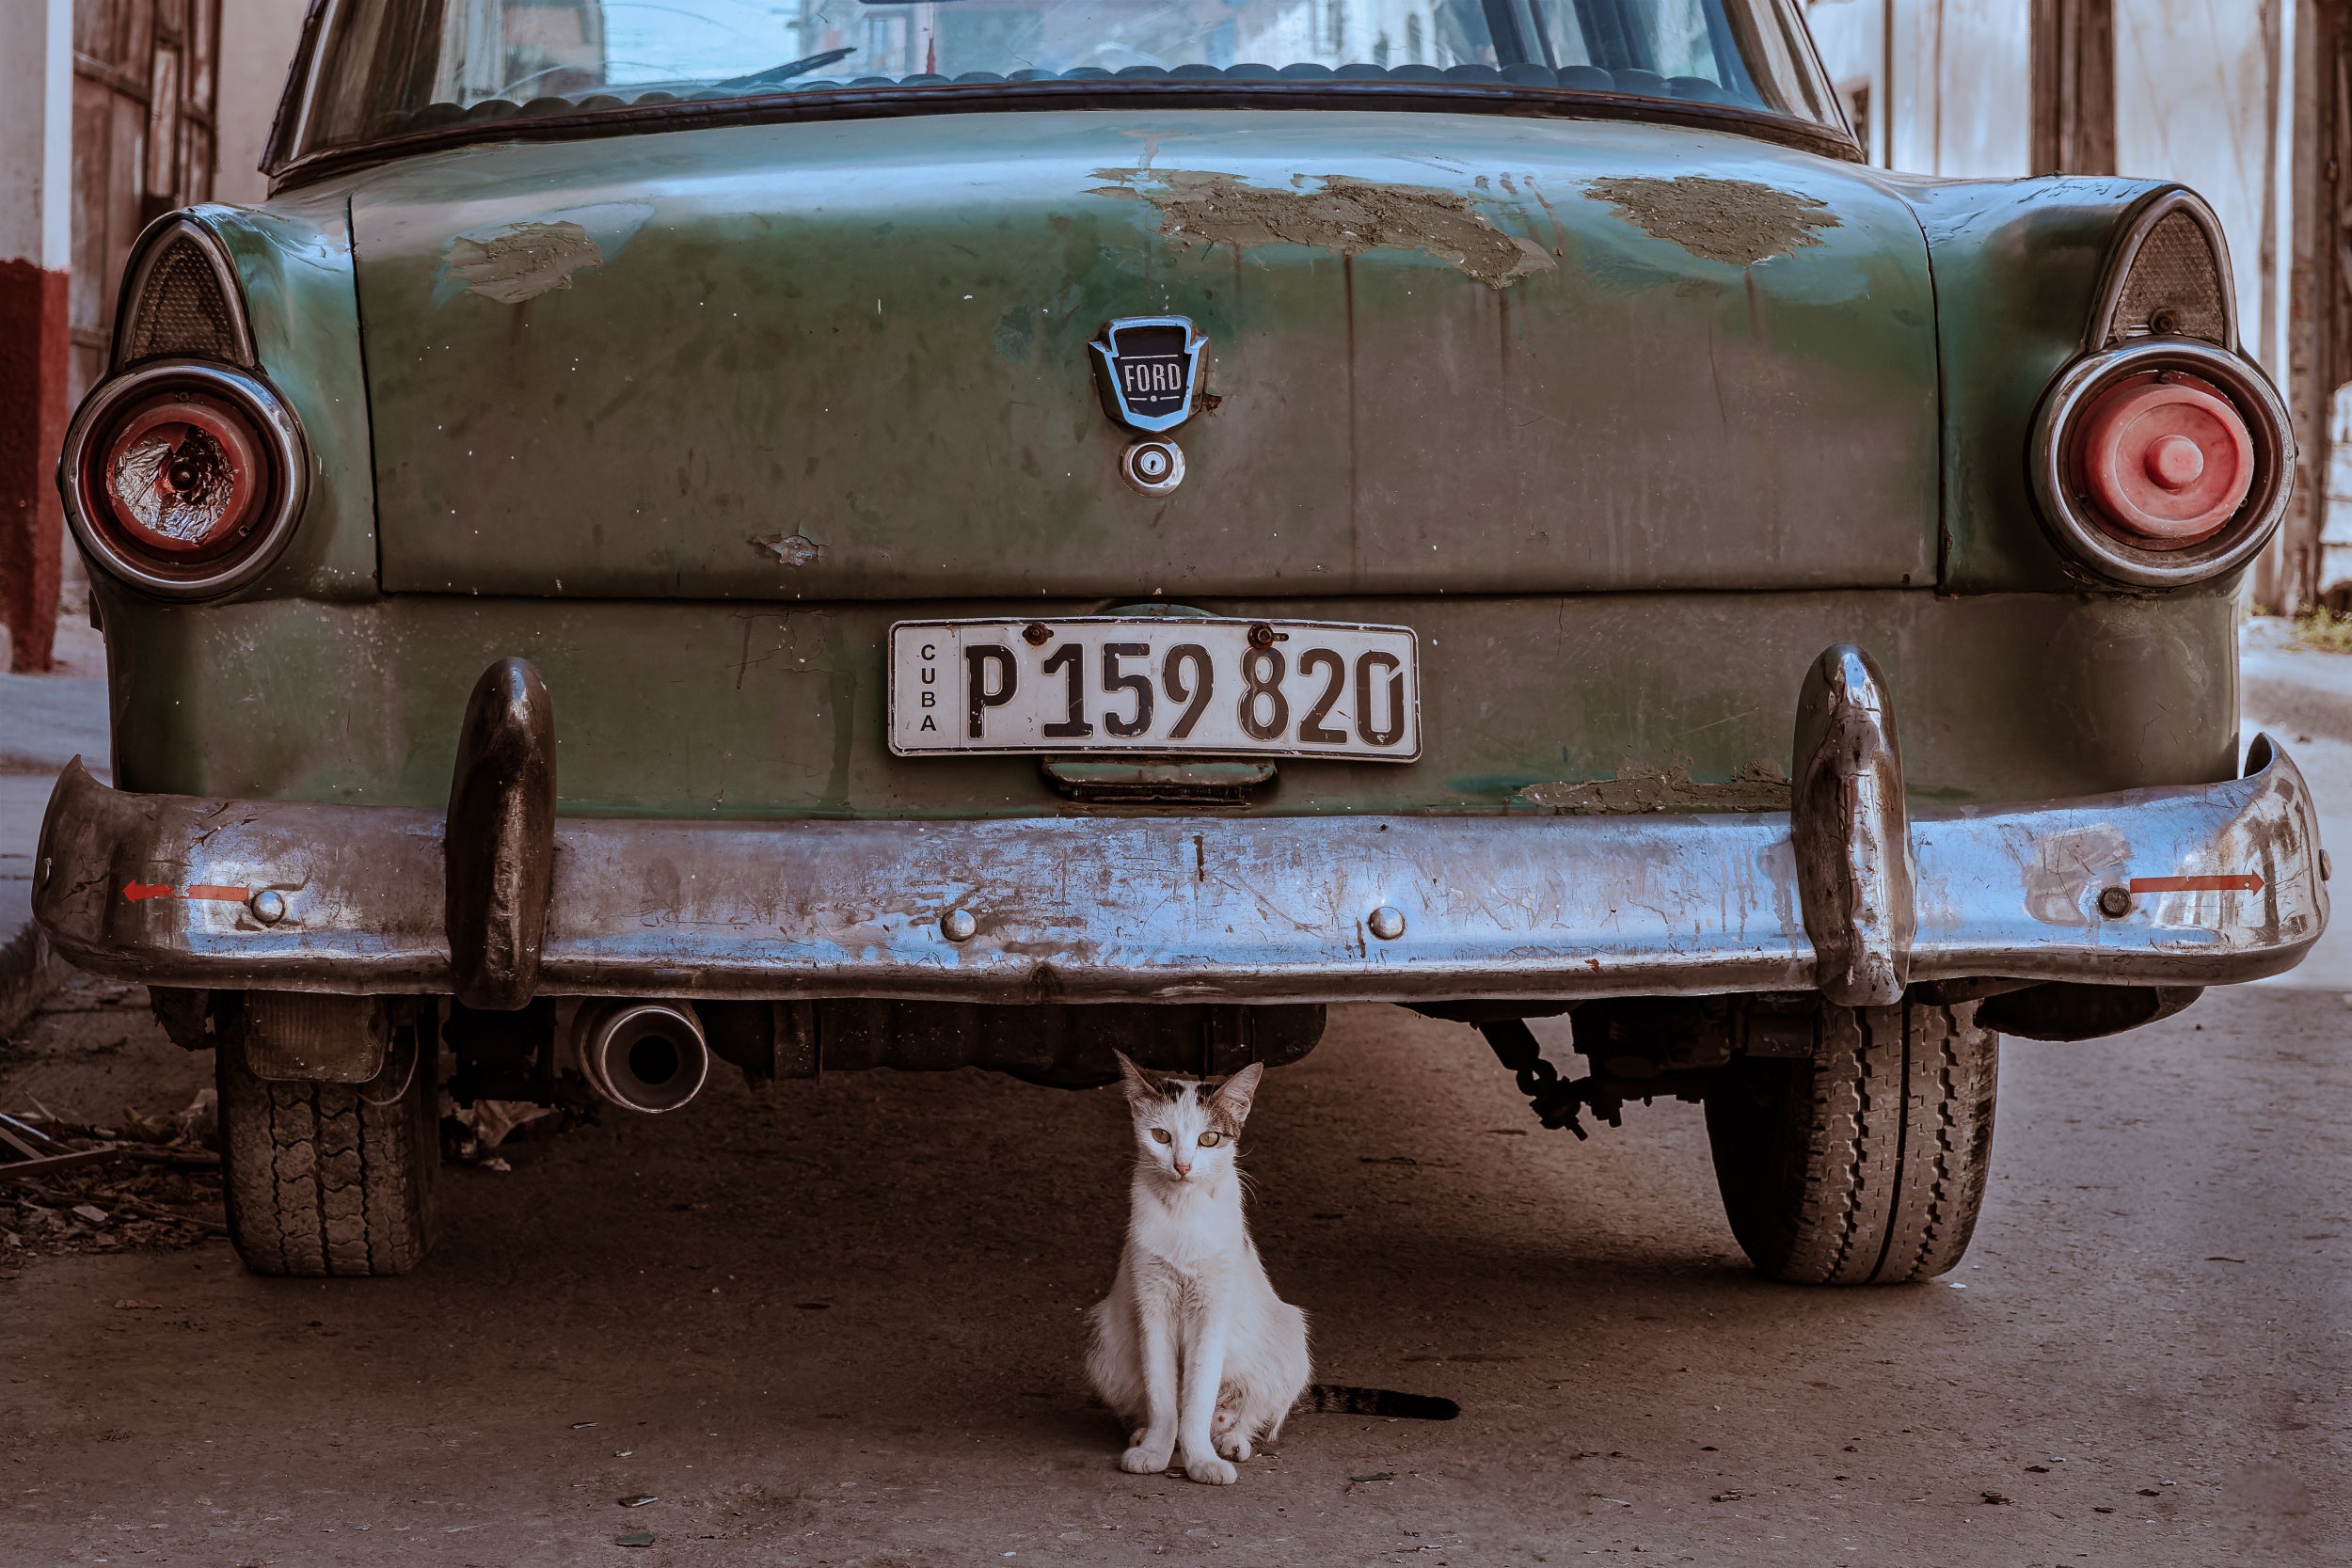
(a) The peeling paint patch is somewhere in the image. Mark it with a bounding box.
[443,221,605,304]
[755,533,823,567]
[435,202,651,305]
[1518,758,1789,815]
[1089,168,1556,290]
[1583,176,1841,268]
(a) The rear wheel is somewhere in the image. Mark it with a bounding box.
[1705,1000,1997,1285]
[216,1006,440,1276]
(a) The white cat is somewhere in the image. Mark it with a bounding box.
[1085,1053,1312,1485]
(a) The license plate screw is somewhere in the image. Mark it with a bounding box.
[2096,886,2132,918]
[1023,622,1052,646]
[942,908,978,942]
[1248,622,1276,648]
[249,889,287,925]
[1367,905,1406,941]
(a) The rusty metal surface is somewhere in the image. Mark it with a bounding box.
[33,740,2327,1004]
[342,114,1938,601]
[442,657,557,1010]
[1791,644,1915,1006]
[239,991,388,1083]
[96,591,2241,820]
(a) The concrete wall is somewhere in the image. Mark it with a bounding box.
[2116,2,2290,379]
[212,0,309,206]
[0,0,75,671]
[1808,0,2031,178]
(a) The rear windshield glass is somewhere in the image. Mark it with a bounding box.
[286,0,1842,162]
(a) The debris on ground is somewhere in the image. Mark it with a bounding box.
[1979,1490,2011,1504]
[442,1092,565,1166]
[0,1096,225,1263]
[0,976,226,1266]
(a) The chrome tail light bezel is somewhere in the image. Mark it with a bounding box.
[59,358,311,600]
[2028,337,2293,590]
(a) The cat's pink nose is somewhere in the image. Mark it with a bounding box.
[1172,1162,1192,1178]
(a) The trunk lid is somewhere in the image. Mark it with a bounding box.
[348,109,1936,598]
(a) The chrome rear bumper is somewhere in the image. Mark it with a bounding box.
[31,720,2327,1005]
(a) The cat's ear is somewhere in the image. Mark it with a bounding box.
[1210,1062,1265,1124]
[1115,1051,1162,1105]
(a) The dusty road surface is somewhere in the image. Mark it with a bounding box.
[2,977,2344,1567]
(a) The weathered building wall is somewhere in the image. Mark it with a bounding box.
[0,0,74,672]
[212,0,305,207]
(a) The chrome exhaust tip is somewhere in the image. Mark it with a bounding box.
[576,1001,710,1114]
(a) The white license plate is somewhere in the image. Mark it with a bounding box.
[889,618,1421,760]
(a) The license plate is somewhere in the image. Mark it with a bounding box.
[889,618,1421,760]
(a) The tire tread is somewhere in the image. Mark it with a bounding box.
[217,1012,437,1277]
[1707,1000,1998,1286]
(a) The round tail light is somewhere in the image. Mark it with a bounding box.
[2029,340,2292,589]
[98,392,267,558]
[59,361,308,599]
[2075,374,2254,546]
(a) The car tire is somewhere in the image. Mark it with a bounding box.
[216,1006,439,1276]
[1704,1000,1997,1285]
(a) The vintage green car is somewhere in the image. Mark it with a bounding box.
[36,0,2323,1284]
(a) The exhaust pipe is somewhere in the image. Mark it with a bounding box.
[575,1001,711,1113]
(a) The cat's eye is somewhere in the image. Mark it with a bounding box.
[1150,1128,1171,1144]
[1197,1131,1223,1147]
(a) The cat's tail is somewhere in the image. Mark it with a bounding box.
[1302,1385,1460,1420]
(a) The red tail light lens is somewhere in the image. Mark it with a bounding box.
[59,361,308,599]
[2074,374,2255,546]
[2029,339,2291,589]
[96,391,267,560]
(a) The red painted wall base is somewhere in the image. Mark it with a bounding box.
[0,257,71,673]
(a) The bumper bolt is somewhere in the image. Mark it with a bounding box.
[1368,905,1406,941]
[2096,886,2132,918]
[941,908,977,942]
[249,889,287,925]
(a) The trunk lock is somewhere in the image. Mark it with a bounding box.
[1120,436,1185,496]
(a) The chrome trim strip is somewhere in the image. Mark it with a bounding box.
[33,739,2327,1004]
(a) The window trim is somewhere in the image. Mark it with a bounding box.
[265,75,1863,192]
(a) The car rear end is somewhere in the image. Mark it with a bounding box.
[36,0,2323,1281]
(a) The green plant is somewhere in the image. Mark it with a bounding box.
[2292,606,2352,654]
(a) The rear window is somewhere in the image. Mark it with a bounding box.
[283,0,1844,164]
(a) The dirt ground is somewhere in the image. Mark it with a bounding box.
[1,975,2344,1566]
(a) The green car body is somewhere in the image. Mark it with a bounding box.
[32,45,2329,1283]
[95,115,2242,816]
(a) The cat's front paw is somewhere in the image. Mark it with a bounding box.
[1184,1453,1240,1485]
[1216,1432,1252,1462]
[1120,1439,1175,1475]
